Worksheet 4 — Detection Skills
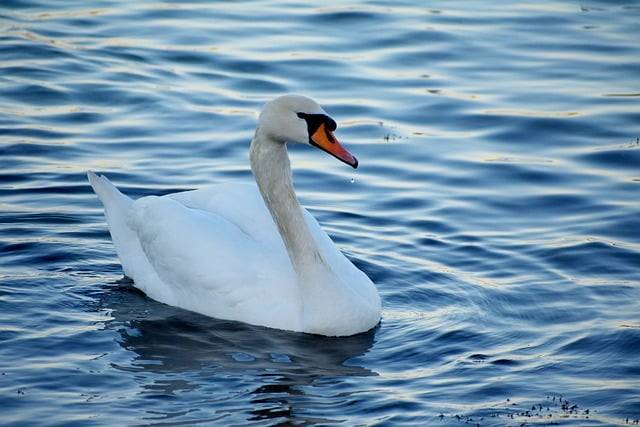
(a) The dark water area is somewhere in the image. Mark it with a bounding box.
[1,0,639,425]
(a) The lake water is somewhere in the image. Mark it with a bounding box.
[1,1,639,425]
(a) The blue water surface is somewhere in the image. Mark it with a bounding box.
[1,0,639,425]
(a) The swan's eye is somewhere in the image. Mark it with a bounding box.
[325,116,337,132]
[296,113,337,135]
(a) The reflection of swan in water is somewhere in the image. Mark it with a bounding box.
[100,280,377,423]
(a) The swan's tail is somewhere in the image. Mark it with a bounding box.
[87,171,132,209]
[87,171,137,276]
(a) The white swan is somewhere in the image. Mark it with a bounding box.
[88,94,381,336]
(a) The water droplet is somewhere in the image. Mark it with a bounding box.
[350,178,355,183]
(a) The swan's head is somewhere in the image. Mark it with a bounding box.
[258,94,358,168]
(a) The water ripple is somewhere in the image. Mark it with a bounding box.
[1,0,639,425]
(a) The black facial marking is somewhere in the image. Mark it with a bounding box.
[297,112,337,139]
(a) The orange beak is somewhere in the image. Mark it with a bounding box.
[310,123,358,168]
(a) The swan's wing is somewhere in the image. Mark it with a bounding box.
[168,183,286,252]
[176,182,370,289]
[167,183,363,285]
[126,194,301,329]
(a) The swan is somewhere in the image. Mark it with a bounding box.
[88,94,381,336]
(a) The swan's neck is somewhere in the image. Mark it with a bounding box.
[250,129,325,275]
